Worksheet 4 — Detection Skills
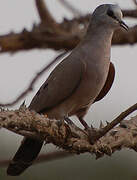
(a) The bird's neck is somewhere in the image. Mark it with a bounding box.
[85,23,114,46]
[82,24,114,60]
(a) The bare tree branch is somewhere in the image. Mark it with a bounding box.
[0,103,137,159]
[35,0,66,36]
[0,51,68,107]
[0,0,136,54]
[0,0,137,54]
[123,9,137,18]
[35,0,55,25]
[91,102,137,143]
[0,10,137,54]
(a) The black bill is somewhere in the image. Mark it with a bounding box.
[120,20,129,31]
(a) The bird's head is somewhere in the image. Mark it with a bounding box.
[91,4,128,31]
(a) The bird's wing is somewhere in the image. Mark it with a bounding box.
[94,62,115,103]
[29,57,84,113]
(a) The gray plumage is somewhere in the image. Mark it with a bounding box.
[7,4,128,176]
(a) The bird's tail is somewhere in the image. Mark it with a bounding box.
[7,138,43,176]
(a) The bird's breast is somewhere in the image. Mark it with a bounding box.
[72,59,110,110]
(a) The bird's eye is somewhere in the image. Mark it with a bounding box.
[107,9,115,18]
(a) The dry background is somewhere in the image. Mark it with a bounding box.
[0,0,137,179]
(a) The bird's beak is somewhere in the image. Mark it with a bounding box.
[119,20,129,31]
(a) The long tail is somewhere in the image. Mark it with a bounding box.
[7,138,43,176]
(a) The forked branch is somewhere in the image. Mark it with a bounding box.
[0,1,137,53]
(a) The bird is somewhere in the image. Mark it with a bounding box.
[7,4,128,176]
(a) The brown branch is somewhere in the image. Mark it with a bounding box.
[0,0,137,53]
[0,11,137,54]
[35,0,55,24]
[0,51,68,107]
[90,102,137,143]
[0,103,137,159]
[35,0,68,36]
[0,151,72,167]
[0,1,137,54]
[123,9,137,18]
[35,0,61,31]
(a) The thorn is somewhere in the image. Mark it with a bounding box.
[90,123,94,129]
[19,100,26,109]
[21,100,25,106]
[0,106,5,112]
[99,121,104,128]
[110,130,118,136]
[106,121,110,125]
[22,28,28,33]
[22,100,26,106]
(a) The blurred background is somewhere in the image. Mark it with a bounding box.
[0,0,137,179]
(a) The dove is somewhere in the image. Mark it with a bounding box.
[7,4,128,176]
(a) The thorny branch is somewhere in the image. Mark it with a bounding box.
[0,0,137,166]
[0,102,137,160]
[89,102,137,142]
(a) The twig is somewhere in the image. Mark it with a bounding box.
[35,0,58,28]
[35,0,54,24]
[0,151,72,167]
[35,0,68,35]
[58,0,82,17]
[91,102,137,143]
[0,51,68,107]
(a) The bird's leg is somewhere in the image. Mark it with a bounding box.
[64,117,74,125]
[78,117,96,130]
[78,117,99,145]
[78,117,90,129]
